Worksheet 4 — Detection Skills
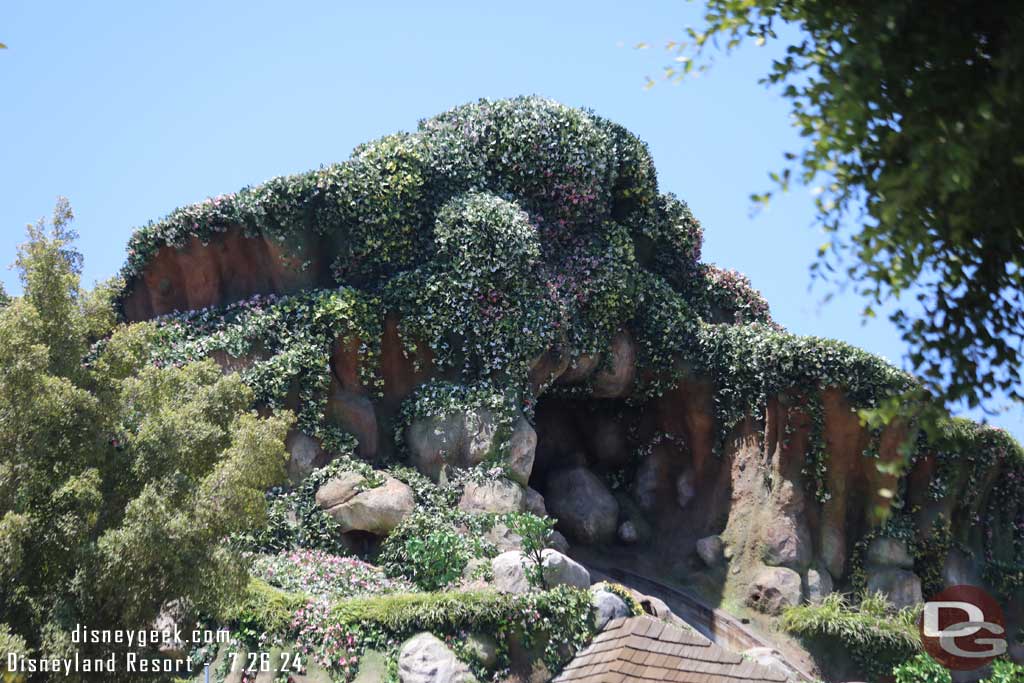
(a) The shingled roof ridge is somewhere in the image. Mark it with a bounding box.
[553,615,790,683]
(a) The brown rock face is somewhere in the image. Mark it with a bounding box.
[122,227,329,320]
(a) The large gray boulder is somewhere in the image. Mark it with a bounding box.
[404,410,494,482]
[545,467,619,545]
[285,431,328,483]
[591,590,630,631]
[404,410,536,486]
[463,634,498,670]
[866,568,923,610]
[806,565,834,604]
[458,477,524,514]
[540,549,590,589]
[491,551,531,594]
[315,473,415,536]
[866,537,915,569]
[398,633,477,683]
[696,535,725,568]
[676,469,696,509]
[489,549,590,593]
[506,417,537,485]
[746,567,803,616]
[524,487,547,517]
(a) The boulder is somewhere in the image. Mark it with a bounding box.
[491,551,531,594]
[866,568,923,610]
[540,549,590,589]
[548,530,570,554]
[327,388,379,459]
[806,565,834,604]
[591,590,630,631]
[762,516,813,570]
[398,633,477,683]
[405,413,466,482]
[483,521,523,552]
[285,431,328,482]
[315,471,366,509]
[618,521,638,544]
[545,467,619,545]
[746,567,803,616]
[866,537,914,569]
[490,549,589,593]
[584,420,630,468]
[676,469,696,509]
[942,548,980,588]
[464,634,498,670]
[459,478,524,514]
[316,474,415,536]
[404,409,535,486]
[506,417,537,485]
[463,410,500,466]
[696,535,725,568]
[524,487,547,517]
[591,330,636,398]
[633,456,661,512]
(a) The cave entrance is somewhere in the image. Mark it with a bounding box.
[528,393,713,573]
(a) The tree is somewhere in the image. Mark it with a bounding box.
[0,201,293,674]
[660,1,1024,411]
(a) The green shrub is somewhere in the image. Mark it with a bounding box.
[378,511,496,591]
[892,654,951,683]
[984,660,1024,683]
[782,592,921,682]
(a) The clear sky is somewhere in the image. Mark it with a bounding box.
[2,1,1020,440]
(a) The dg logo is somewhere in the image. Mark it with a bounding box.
[919,584,1007,671]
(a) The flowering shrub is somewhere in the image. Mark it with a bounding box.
[231,581,594,683]
[251,550,414,599]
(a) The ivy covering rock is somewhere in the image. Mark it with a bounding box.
[95,96,1024,682]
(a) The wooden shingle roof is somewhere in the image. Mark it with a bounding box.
[553,616,789,683]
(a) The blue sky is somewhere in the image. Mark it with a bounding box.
[2,1,1020,439]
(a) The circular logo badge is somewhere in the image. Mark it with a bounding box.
[919,585,1006,670]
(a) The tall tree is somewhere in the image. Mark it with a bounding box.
[661,1,1024,411]
[0,202,293,674]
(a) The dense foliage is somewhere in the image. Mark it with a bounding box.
[892,655,1024,683]
[663,1,1024,410]
[127,98,1024,596]
[0,211,292,675]
[782,592,921,682]
[226,580,595,682]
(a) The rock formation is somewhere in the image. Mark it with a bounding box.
[117,96,1023,636]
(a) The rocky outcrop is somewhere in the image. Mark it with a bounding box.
[866,568,923,610]
[405,410,536,485]
[591,589,630,631]
[458,478,525,514]
[746,567,803,616]
[544,467,619,546]
[696,535,726,568]
[540,549,591,589]
[315,473,415,535]
[398,633,477,683]
[489,549,590,594]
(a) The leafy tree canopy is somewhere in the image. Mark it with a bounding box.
[663,1,1024,411]
[0,202,293,671]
